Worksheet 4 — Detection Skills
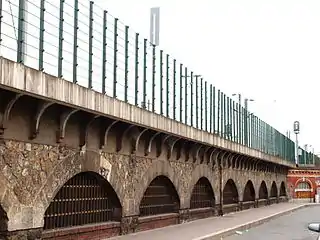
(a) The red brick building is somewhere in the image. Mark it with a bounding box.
[287,168,320,201]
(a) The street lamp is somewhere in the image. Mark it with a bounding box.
[293,121,300,166]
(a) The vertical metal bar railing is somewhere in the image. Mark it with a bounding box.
[113,18,118,98]
[88,1,93,89]
[72,0,79,84]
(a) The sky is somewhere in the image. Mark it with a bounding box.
[95,0,320,153]
[1,0,319,153]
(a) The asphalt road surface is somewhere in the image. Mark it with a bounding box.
[225,205,320,240]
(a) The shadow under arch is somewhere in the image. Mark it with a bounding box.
[223,179,239,204]
[243,180,255,202]
[43,171,122,230]
[139,175,180,217]
[279,181,287,196]
[190,177,215,209]
[259,181,268,199]
[270,181,278,198]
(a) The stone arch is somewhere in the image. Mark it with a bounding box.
[223,179,239,204]
[136,160,184,212]
[279,181,287,197]
[270,181,278,198]
[35,150,126,227]
[190,177,215,209]
[139,175,180,216]
[0,204,8,238]
[43,171,122,230]
[243,180,255,202]
[185,164,219,207]
[259,181,268,199]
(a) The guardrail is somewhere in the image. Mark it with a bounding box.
[0,0,299,163]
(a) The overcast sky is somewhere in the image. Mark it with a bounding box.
[95,0,320,153]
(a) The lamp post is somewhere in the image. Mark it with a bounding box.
[293,121,300,166]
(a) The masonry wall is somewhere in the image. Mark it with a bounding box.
[0,88,289,240]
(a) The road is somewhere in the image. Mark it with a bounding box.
[224,205,320,240]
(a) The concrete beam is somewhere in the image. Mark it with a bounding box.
[0,57,295,168]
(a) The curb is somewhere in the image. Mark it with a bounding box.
[192,204,318,240]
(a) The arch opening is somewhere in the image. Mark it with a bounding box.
[190,177,215,209]
[295,181,312,199]
[259,181,268,199]
[223,179,239,204]
[279,182,287,196]
[270,181,278,198]
[139,175,180,217]
[0,205,8,237]
[43,172,122,230]
[243,180,255,202]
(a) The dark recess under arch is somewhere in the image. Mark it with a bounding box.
[223,179,239,204]
[139,175,180,217]
[190,177,215,209]
[43,171,122,230]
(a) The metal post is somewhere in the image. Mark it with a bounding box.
[113,18,118,98]
[160,50,163,115]
[210,84,213,133]
[200,78,203,130]
[213,86,216,134]
[205,81,208,132]
[173,59,176,119]
[195,76,199,129]
[17,0,26,63]
[226,96,230,139]
[180,64,183,122]
[166,54,169,116]
[217,90,220,135]
[190,72,194,126]
[38,0,45,71]
[58,0,65,78]
[152,45,156,111]
[0,0,2,48]
[134,33,139,106]
[244,98,248,145]
[72,0,79,83]
[102,10,107,94]
[143,38,147,108]
[124,26,129,102]
[88,1,93,89]
[185,67,188,124]
[232,100,236,142]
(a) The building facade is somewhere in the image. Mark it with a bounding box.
[287,168,320,201]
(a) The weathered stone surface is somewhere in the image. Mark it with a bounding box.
[0,140,76,206]
[0,138,288,234]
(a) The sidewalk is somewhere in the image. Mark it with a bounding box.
[109,203,314,240]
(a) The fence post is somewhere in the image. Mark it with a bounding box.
[58,0,64,77]
[102,11,107,94]
[17,0,26,63]
[205,81,208,132]
[88,1,93,89]
[190,72,193,126]
[179,64,183,122]
[113,18,118,98]
[184,67,188,124]
[173,59,176,119]
[38,0,45,71]
[152,45,156,112]
[124,26,129,102]
[72,0,79,83]
[160,50,163,115]
[143,38,147,108]
[134,33,139,106]
[166,54,169,116]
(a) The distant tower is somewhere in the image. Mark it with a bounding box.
[150,7,160,46]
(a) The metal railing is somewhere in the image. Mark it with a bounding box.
[0,0,300,163]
